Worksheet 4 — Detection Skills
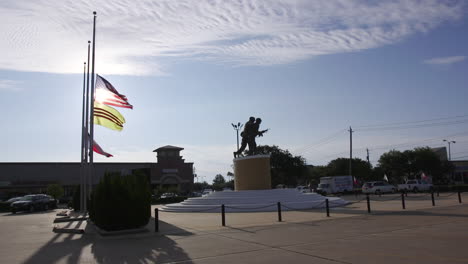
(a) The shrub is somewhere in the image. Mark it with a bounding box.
[47,184,64,200]
[89,172,151,231]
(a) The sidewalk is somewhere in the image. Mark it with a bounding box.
[0,193,467,263]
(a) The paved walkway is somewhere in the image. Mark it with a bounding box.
[0,193,467,263]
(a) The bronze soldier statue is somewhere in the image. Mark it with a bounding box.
[234,117,268,158]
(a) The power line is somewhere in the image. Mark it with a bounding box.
[357,119,468,132]
[294,129,346,155]
[354,114,468,129]
[310,130,468,163]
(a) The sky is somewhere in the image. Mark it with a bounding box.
[1,0,468,184]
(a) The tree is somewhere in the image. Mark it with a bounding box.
[378,147,453,184]
[212,174,226,191]
[255,145,307,187]
[47,184,64,200]
[326,158,373,182]
[307,165,329,187]
[193,181,210,192]
[377,150,408,183]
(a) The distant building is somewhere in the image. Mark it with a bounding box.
[0,145,194,198]
[452,160,468,184]
[432,146,467,184]
[431,147,448,161]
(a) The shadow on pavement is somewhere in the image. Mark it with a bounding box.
[22,217,195,264]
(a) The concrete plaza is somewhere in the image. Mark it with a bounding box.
[0,192,467,263]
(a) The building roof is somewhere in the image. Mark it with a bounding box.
[153,145,184,152]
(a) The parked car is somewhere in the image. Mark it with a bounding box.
[11,194,57,214]
[296,185,310,193]
[398,180,433,192]
[362,181,396,194]
[160,193,177,199]
[202,189,214,196]
[190,192,202,197]
[5,196,24,204]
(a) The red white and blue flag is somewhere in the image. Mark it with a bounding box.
[93,139,113,158]
[95,74,133,109]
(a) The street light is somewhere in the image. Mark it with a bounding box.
[231,122,243,151]
[443,139,456,160]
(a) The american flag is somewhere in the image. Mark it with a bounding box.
[95,74,133,109]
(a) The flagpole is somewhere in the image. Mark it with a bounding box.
[83,40,91,213]
[88,11,97,209]
[80,61,86,212]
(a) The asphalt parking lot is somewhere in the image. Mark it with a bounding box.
[0,193,467,264]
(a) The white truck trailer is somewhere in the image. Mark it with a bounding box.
[316,176,353,195]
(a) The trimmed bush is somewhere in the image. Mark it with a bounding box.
[89,172,151,231]
[47,184,64,200]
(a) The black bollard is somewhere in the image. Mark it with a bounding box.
[154,208,159,232]
[366,194,371,213]
[431,191,435,206]
[401,192,406,209]
[221,204,226,226]
[277,202,282,222]
[437,187,440,197]
[458,191,462,204]
[326,199,330,217]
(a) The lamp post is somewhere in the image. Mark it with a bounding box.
[231,122,243,151]
[443,139,456,160]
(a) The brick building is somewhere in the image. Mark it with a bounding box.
[0,145,194,198]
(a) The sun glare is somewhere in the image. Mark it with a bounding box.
[95,89,113,104]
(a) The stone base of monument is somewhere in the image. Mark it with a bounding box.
[160,154,349,212]
[234,154,271,191]
[160,189,349,212]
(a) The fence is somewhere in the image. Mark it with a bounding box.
[154,190,464,232]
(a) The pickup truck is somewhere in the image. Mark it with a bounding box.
[397,180,433,192]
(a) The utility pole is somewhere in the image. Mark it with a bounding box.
[349,126,353,177]
[231,122,243,152]
[443,139,456,161]
[366,148,370,164]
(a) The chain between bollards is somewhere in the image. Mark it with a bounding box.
[154,208,159,232]
[366,194,371,213]
[277,202,282,222]
[326,199,330,217]
[221,204,226,226]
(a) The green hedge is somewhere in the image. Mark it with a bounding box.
[89,172,151,231]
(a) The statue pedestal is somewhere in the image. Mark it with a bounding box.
[233,155,271,191]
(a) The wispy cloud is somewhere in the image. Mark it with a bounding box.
[423,56,466,65]
[0,0,466,75]
[0,80,22,91]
